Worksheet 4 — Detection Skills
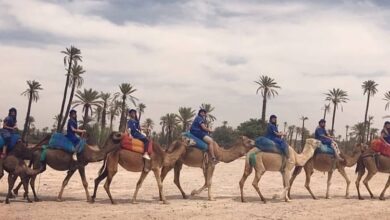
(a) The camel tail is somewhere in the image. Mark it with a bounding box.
[355,158,364,174]
[98,154,108,176]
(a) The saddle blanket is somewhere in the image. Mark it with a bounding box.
[48,132,85,154]
[121,134,153,154]
[182,132,208,151]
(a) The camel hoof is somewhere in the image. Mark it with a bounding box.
[13,189,19,196]
[345,196,350,199]
[34,198,41,202]
[8,194,15,199]
[56,198,63,202]
[182,194,189,199]
[208,197,216,201]
[162,200,170,205]
[190,190,198,196]
[325,197,331,199]
[5,200,10,204]
[358,197,364,200]
[131,200,138,204]
[27,199,33,203]
[262,200,267,204]
[285,199,291,203]
[379,196,385,201]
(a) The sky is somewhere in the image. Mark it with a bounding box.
[0,0,389,136]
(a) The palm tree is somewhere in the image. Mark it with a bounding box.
[322,103,331,120]
[73,88,102,126]
[117,83,138,131]
[370,128,379,142]
[345,125,349,142]
[27,116,35,137]
[160,115,168,143]
[366,115,374,142]
[142,118,154,138]
[200,103,216,126]
[300,116,308,152]
[57,46,82,132]
[108,100,121,131]
[294,127,301,148]
[94,106,103,123]
[288,125,295,145]
[21,80,43,141]
[384,91,390,110]
[361,80,378,142]
[324,88,349,135]
[254,75,281,123]
[165,113,179,144]
[283,122,287,133]
[100,92,111,129]
[137,103,146,122]
[352,122,365,142]
[60,64,85,131]
[177,107,196,132]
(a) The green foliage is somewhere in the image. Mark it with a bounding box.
[212,123,239,148]
[236,118,266,139]
[87,123,111,147]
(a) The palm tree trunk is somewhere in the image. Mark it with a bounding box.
[101,102,107,130]
[109,114,114,131]
[261,91,268,123]
[331,102,337,136]
[345,127,348,142]
[323,108,327,120]
[60,81,77,131]
[289,131,294,145]
[138,112,142,123]
[119,96,126,132]
[300,121,305,153]
[294,132,298,148]
[57,57,73,132]
[363,91,370,143]
[83,106,89,128]
[366,119,371,143]
[22,91,33,141]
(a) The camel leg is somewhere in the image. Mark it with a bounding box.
[303,165,317,200]
[288,166,303,199]
[363,171,377,199]
[206,165,216,201]
[337,166,351,199]
[13,179,23,196]
[131,171,149,204]
[191,164,210,196]
[239,164,253,203]
[91,166,108,203]
[21,175,32,203]
[172,162,187,199]
[57,169,77,202]
[252,168,266,203]
[355,166,365,200]
[282,170,292,202]
[325,171,333,199]
[103,167,117,205]
[78,167,91,202]
[379,175,390,200]
[5,174,18,204]
[29,175,40,202]
[153,168,168,204]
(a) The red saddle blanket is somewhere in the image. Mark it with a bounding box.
[121,134,153,154]
[371,139,390,157]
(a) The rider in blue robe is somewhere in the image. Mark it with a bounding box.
[265,115,289,158]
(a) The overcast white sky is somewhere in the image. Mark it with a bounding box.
[0,0,389,136]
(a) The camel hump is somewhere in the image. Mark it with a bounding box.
[182,132,208,151]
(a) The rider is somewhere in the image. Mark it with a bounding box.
[380,121,390,147]
[0,107,18,177]
[127,109,151,160]
[65,109,86,159]
[190,109,218,164]
[265,115,289,158]
[315,119,343,161]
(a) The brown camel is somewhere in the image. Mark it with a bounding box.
[1,140,41,204]
[13,132,121,202]
[239,138,320,203]
[91,138,187,204]
[160,136,256,201]
[355,147,390,200]
[289,143,365,199]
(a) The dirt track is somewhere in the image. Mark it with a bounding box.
[0,158,389,220]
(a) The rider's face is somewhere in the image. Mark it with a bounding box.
[200,112,206,117]
[10,111,16,117]
[320,122,326,128]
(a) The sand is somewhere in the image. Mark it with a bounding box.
[0,158,389,220]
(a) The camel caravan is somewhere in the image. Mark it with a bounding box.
[1,103,390,206]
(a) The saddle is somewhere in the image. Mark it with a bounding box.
[0,131,21,152]
[314,143,335,156]
[182,132,208,151]
[47,132,85,154]
[121,134,153,154]
[371,139,390,157]
[255,137,283,155]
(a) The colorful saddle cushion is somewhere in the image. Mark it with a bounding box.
[314,143,335,156]
[121,134,153,154]
[182,132,208,151]
[48,132,85,154]
[371,139,390,157]
[255,136,281,154]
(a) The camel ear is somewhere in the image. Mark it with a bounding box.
[112,132,122,142]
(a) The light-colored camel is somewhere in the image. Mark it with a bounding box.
[356,147,390,200]
[289,143,365,199]
[91,138,187,204]
[160,136,256,201]
[13,132,121,202]
[239,138,320,203]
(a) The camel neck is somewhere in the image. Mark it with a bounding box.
[343,149,362,167]
[215,143,248,163]
[294,143,316,166]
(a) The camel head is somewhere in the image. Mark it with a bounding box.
[11,139,33,160]
[162,140,188,167]
[303,138,321,151]
[101,132,123,149]
[355,142,369,153]
[232,136,256,156]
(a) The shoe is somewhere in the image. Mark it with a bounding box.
[143,153,151,160]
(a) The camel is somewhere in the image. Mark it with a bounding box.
[160,136,256,201]
[1,140,41,204]
[355,147,390,200]
[13,132,121,202]
[239,138,320,203]
[91,138,188,204]
[288,143,366,199]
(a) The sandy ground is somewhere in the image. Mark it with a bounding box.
[0,158,390,220]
